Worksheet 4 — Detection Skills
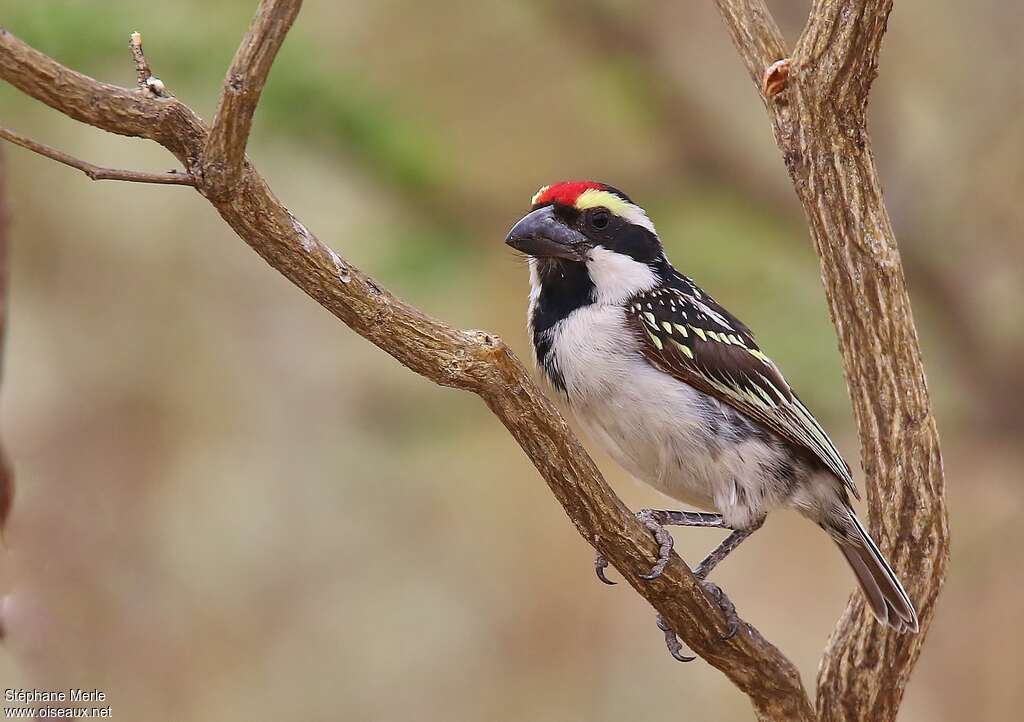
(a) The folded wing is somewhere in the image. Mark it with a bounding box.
[627,275,858,499]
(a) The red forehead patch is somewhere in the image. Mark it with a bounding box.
[532,181,605,207]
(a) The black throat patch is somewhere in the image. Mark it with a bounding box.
[529,259,594,392]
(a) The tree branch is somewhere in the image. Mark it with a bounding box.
[201,0,303,197]
[0,126,194,185]
[714,2,950,721]
[0,19,818,721]
[795,0,892,113]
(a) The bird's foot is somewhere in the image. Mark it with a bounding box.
[701,580,742,640]
[652,583,742,663]
[594,551,615,585]
[637,508,676,580]
[656,614,695,663]
[594,508,678,584]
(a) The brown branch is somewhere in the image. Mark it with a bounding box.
[795,1,893,114]
[201,0,303,197]
[0,21,818,722]
[0,126,194,185]
[714,2,950,721]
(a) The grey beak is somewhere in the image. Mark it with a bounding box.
[505,206,588,261]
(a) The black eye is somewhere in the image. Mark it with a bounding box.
[590,209,610,230]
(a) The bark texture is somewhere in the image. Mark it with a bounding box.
[714,1,949,720]
[0,0,948,718]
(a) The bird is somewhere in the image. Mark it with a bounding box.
[505,180,918,656]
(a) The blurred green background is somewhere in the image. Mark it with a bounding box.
[0,1,1021,720]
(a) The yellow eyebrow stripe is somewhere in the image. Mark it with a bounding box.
[574,188,634,217]
[531,185,551,206]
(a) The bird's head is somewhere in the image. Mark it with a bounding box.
[505,181,665,302]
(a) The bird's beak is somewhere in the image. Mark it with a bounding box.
[505,206,589,261]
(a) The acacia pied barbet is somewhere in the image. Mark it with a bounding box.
[505,181,917,652]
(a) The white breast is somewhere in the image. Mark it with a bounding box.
[542,302,789,528]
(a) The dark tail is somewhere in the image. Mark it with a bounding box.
[835,510,919,633]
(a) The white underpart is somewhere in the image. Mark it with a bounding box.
[550,302,797,528]
[529,268,843,530]
[584,246,659,304]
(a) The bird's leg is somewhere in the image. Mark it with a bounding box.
[688,520,764,641]
[594,509,726,585]
[595,512,762,660]
[700,582,741,641]
[648,520,765,660]
[692,525,759,580]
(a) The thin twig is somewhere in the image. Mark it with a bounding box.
[0,126,194,186]
[129,31,167,97]
[201,0,303,197]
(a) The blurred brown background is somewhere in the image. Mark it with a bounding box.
[0,1,1021,720]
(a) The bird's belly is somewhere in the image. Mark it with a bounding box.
[547,303,793,529]
[573,376,721,510]
[570,362,791,529]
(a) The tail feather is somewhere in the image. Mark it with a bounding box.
[836,511,919,633]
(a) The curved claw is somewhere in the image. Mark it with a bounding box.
[594,553,617,585]
[595,509,676,583]
[656,614,695,663]
[636,509,674,581]
[701,581,742,641]
[667,644,697,663]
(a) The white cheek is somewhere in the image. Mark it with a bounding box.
[585,246,658,304]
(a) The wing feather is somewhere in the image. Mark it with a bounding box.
[627,279,858,499]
